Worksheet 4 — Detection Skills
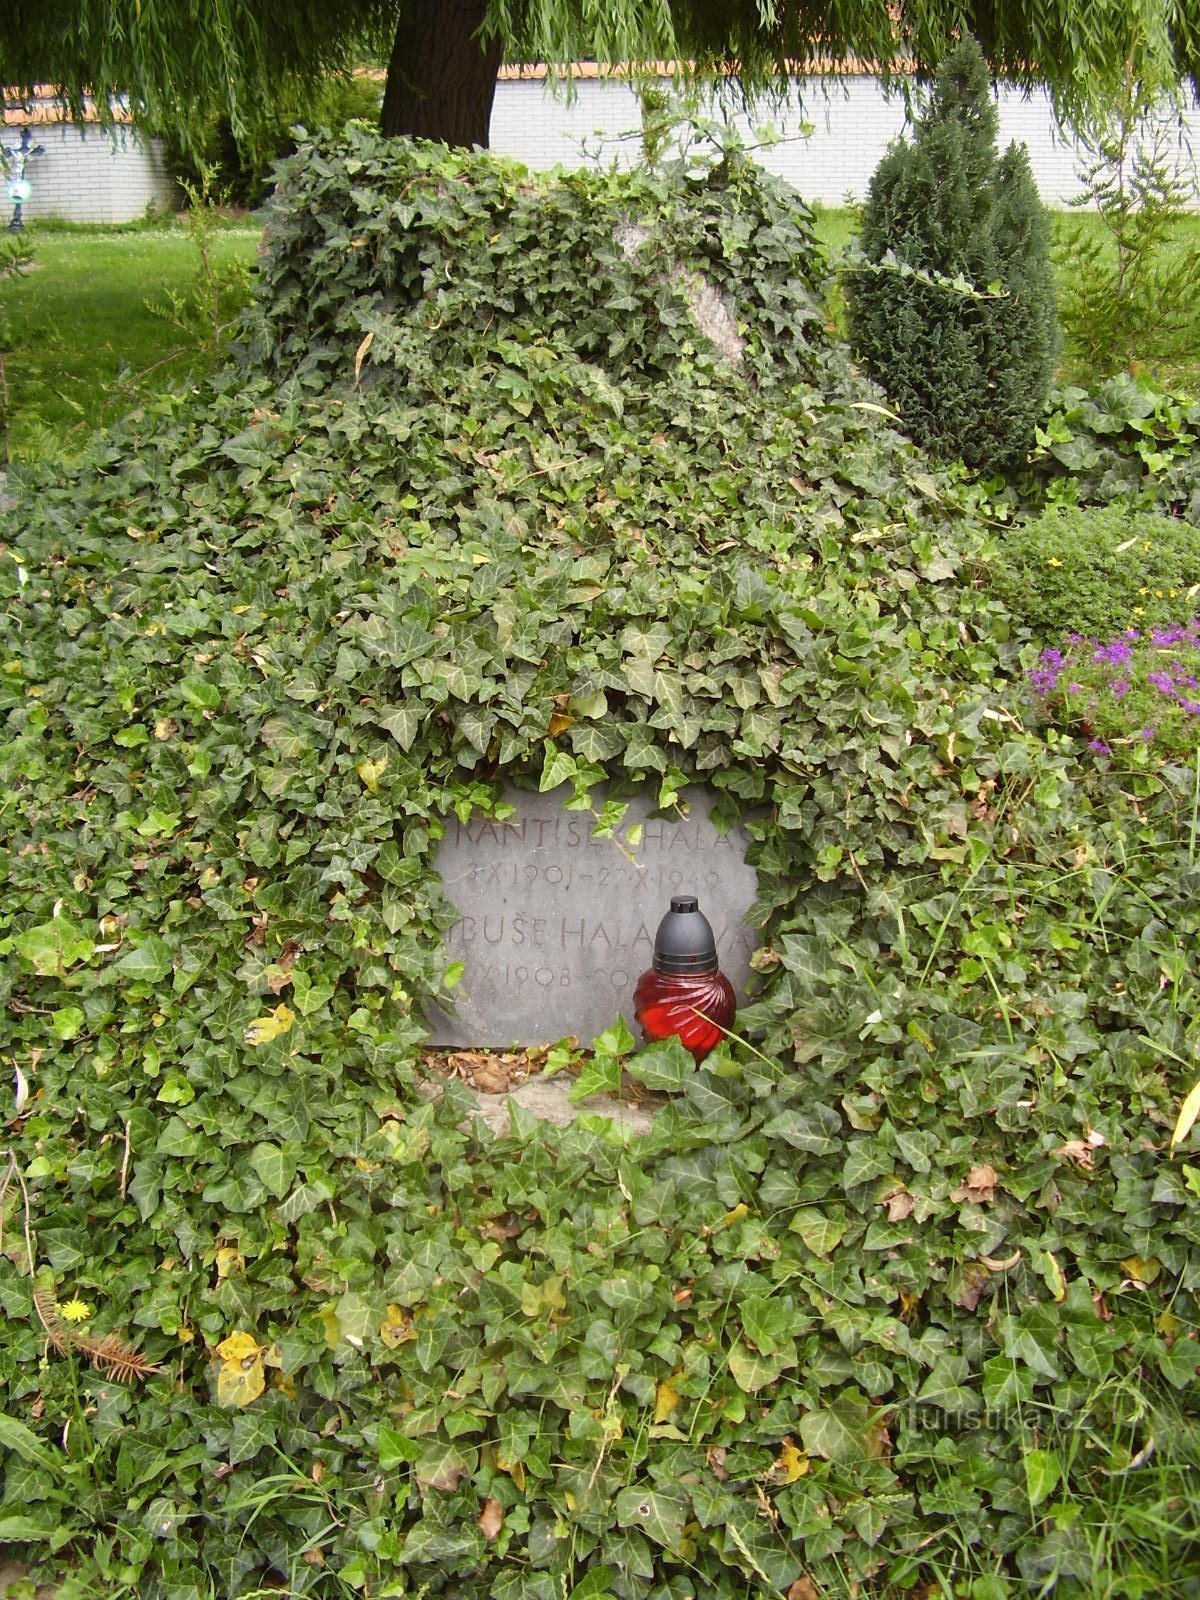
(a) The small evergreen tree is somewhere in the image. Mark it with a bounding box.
[846,36,1059,471]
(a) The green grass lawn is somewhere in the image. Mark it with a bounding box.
[1,221,260,461]
[1,205,1197,463]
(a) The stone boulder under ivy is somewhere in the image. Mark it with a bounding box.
[1,129,1198,1597]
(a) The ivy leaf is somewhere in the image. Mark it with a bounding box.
[626,1035,692,1092]
[114,935,173,984]
[243,1004,295,1046]
[740,1295,794,1355]
[249,1142,297,1199]
[215,1332,266,1408]
[16,915,94,976]
[1023,1448,1061,1508]
[1170,1078,1200,1155]
[49,1005,86,1041]
[356,755,389,793]
[799,1396,873,1463]
[566,1569,618,1600]
[180,675,221,710]
[292,969,335,1016]
[377,1424,420,1468]
[727,1341,787,1393]
[378,703,421,751]
[788,1208,847,1255]
[414,1440,477,1492]
[520,1275,566,1318]
[614,1487,687,1551]
[539,745,579,792]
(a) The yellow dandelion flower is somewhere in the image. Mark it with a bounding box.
[1047,556,1062,567]
[58,1298,92,1323]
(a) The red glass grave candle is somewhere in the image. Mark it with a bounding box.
[634,895,735,1063]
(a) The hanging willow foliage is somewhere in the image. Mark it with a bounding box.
[0,0,1195,148]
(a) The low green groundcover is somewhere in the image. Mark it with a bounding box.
[1,130,1198,1597]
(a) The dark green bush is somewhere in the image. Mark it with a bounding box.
[846,35,1059,471]
[992,502,1200,643]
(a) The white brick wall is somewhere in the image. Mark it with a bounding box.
[491,75,1200,211]
[2,122,176,224]
[7,74,1197,222]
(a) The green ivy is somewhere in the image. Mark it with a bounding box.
[1,131,1199,1599]
[989,373,1200,527]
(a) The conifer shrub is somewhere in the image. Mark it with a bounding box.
[846,35,1059,471]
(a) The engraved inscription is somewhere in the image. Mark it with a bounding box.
[426,784,759,1047]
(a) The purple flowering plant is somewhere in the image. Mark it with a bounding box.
[1027,619,1200,758]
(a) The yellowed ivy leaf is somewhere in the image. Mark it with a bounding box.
[774,1439,810,1483]
[520,1275,566,1317]
[1170,1078,1200,1156]
[243,1004,294,1047]
[496,1452,526,1492]
[1036,1249,1066,1302]
[215,1246,243,1279]
[355,755,389,794]
[217,1355,264,1408]
[654,1376,683,1423]
[319,1302,343,1349]
[216,1330,262,1363]
[706,1202,750,1234]
[1121,1254,1161,1286]
[215,1330,265,1408]
[380,1304,416,1349]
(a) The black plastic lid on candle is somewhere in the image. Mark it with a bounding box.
[653,895,719,975]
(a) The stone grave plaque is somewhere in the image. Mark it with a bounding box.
[426,784,760,1047]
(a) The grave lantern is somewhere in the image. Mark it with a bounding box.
[633,894,735,1063]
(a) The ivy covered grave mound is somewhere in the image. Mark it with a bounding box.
[2,128,1199,1598]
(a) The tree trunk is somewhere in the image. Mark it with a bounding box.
[381,0,506,148]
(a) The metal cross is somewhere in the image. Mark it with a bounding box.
[1,126,47,232]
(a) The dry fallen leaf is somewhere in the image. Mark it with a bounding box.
[354,329,374,384]
[787,1579,820,1600]
[953,1262,990,1311]
[471,1061,512,1094]
[477,1497,504,1542]
[951,1162,997,1204]
[1056,1139,1096,1169]
[884,1188,915,1222]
